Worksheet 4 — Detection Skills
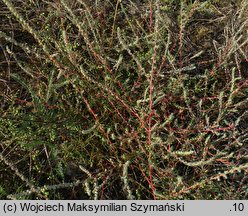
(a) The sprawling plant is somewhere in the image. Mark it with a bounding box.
[0,0,247,199]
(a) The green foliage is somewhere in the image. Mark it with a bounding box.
[0,0,247,199]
